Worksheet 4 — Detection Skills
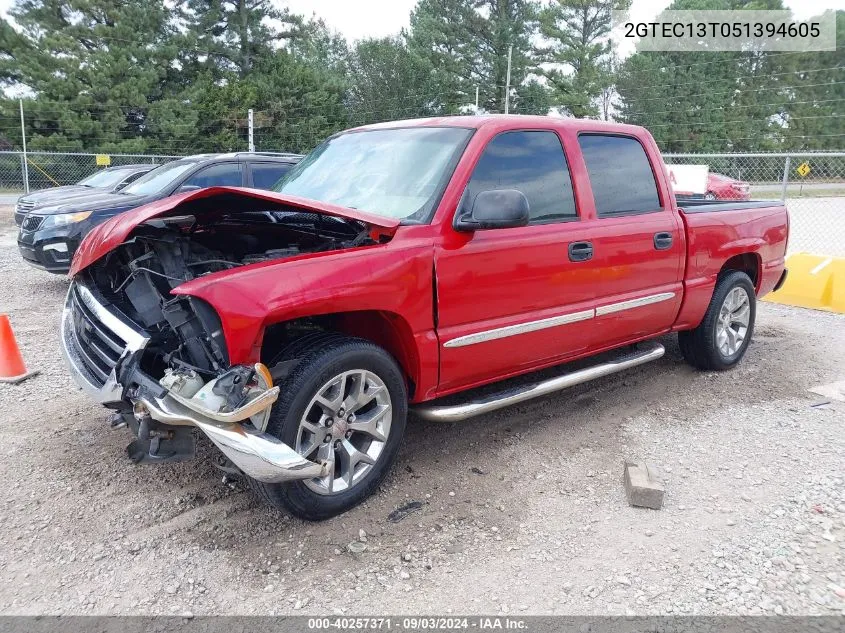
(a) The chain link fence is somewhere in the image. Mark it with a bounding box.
[663,152,845,257]
[0,151,180,194]
[0,148,843,257]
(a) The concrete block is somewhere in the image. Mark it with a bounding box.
[623,461,664,509]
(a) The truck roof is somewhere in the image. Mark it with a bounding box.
[181,152,304,162]
[353,114,649,137]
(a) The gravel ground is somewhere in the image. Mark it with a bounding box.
[0,204,843,617]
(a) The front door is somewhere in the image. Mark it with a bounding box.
[434,129,598,394]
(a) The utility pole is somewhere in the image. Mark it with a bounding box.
[248,109,255,152]
[504,46,513,115]
[475,86,479,111]
[19,100,29,194]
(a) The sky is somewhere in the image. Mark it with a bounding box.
[0,0,840,43]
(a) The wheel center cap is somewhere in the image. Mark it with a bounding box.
[332,416,349,440]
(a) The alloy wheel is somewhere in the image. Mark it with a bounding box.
[716,286,751,357]
[294,369,392,495]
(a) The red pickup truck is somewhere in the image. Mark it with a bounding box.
[61,116,788,520]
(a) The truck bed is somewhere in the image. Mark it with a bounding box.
[673,199,789,331]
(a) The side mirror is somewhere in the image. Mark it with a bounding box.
[455,189,530,231]
[176,184,202,194]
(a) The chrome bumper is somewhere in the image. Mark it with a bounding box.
[136,393,328,483]
[60,282,327,484]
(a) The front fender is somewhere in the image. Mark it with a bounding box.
[171,240,435,366]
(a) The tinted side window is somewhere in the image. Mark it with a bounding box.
[578,135,661,216]
[183,163,243,188]
[125,172,145,183]
[120,171,146,187]
[464,131,577,224]
[251,162,293,189]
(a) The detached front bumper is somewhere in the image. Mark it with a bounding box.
[60,282,328,483]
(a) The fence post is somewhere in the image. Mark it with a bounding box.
[504,46,512,114]
[248,109,255,152]
[19,100,29,194]
[780,156,791,202]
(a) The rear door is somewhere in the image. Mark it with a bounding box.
[575,133,684,349]
[435,129,598,393]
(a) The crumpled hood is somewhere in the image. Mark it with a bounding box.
[69,186,400,277]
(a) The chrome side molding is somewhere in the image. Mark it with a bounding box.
[442,293,675,348]
[412,341,665,423]
[443,308,594,348]
[595,292,675,316]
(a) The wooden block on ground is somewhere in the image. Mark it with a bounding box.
[623,461,664,509]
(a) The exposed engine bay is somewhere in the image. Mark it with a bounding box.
[87,209,375,379]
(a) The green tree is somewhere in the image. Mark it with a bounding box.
[290,17,350,78]
[408,0,541,113]
[347,36,445,124]
[538,0,630,118]
[511,78,553,114]
[616,0,797,152]
[1,0,182,152]
[778,10,845,150]
[179,0,301,78]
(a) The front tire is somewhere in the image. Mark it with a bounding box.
[678,271,756,371]
[249,336,407,520]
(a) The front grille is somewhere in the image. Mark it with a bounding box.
[68,284,127,387]
[21,215,44,232]
[16,200,35,212]
[14,211,26,226]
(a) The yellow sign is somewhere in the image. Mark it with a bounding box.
[796,162,811,177]
[95,154,111,167]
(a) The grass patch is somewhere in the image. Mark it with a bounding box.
[785,187,845,199]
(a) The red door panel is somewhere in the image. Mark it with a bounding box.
[435,222,596,393]
[587,212,684,348]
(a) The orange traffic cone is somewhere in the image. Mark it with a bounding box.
[0,314,38,384]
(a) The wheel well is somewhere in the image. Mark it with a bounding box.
[260,311,419,399]
[719,253,760,290]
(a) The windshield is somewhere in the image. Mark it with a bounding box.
[78,168,139,189]
[274,127,472,222]
[122,160,202,196]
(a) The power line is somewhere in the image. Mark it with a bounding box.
[644,113,845,130]
[622,97,845,120]
[619,64,844,97]
[620,80,845,114]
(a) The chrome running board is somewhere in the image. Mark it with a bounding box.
[412,342,665,423]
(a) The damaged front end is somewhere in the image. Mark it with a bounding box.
[60,199,384,482]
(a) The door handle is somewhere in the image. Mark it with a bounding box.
[568,241,593,262]
[653,232,673,250]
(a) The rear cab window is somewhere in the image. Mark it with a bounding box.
[578,134,662,217]
[462,130,577,224]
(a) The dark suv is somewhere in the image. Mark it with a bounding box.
[17,152,302,274]
[14,164,154,225]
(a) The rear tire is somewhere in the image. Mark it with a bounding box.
[678,271,756,371]
[249,335,407,521]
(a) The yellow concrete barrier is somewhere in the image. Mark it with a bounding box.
[765,253,845,313]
